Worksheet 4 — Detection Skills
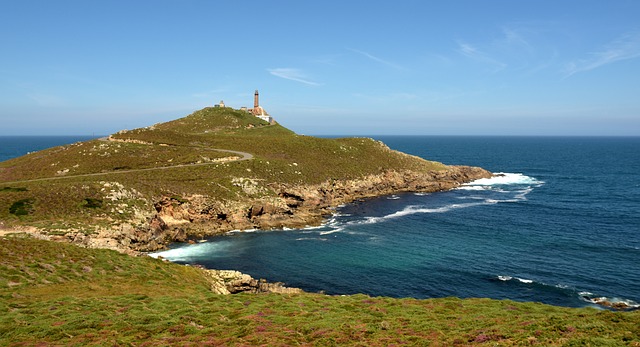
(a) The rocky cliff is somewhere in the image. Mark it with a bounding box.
[1,107,492,255]
[51,165,490,254]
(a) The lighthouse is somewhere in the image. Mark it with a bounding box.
[254,90,259,109]
[250,89,272,123]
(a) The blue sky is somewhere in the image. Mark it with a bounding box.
[1,1,639,136]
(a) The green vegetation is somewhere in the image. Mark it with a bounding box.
[0,107,445,231]
[8,198,35,216]
[83,197,103,209]
[1,236,638,346]
[2,107,637,345]
[0,187,27,192]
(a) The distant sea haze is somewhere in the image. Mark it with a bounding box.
[3,136,639,309]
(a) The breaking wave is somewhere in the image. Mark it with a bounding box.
[463,172,544,187]
[495,275,639,311]
[291,172,543,237]
[363,172,541,223]
[149,241,230,262]
[497,275,533,284]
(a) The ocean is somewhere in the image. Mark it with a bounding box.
[0,136,98,162]
[3,136,639,309]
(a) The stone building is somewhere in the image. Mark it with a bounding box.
[248,90,272,123]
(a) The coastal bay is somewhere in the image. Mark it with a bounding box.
[154,136,640,311]
[1,131,639,345]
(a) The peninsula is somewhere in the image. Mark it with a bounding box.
[2,102,638,346]
[0,101,490,253]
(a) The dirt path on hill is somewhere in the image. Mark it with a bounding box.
[0,148,254,184]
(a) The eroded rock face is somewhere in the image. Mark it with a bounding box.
[138,166,492,251]
[199,269,302,295]
[48,166,491,253]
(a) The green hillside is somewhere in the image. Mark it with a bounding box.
[0,107,449,238]
[0,108,637,345]
[1,235,638,346]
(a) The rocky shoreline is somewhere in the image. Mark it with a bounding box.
[66,165,491,253]
[197,268,303,295]
[1,165,491,295]
[5,165,492,255]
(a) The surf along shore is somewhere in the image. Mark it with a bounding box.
[1,164,492,255]
[0,106,491,294]
[0,107,491,256]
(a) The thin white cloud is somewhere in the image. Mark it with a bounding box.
[458,41,480,57]
[268,68,320,86]
[564,31,640,78]
[310,54,343,66]
[348,48,406,70]
[456,40,507,71]
[27,93,66,107]
[501,27,533,52]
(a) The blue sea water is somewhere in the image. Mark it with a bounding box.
[152,136,640,309]
[0,136,98,162]
[2,136,639,309]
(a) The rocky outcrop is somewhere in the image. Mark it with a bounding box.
[35,165,491,254]
[199,269,302,295]
[140,166,491,251]
[581,295,640,311]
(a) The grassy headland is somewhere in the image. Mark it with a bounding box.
[0,108,638,345]
[1,235,638,346]
[0,107,489,251]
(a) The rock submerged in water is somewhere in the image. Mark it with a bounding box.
[581,295,639,311]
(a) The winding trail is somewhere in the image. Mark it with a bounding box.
[1,148,254,185]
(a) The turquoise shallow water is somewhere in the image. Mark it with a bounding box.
[153,136,640,309]
[2,136,639,309]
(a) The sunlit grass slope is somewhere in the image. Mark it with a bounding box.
[0,107,445,229]
[1,236,638,346]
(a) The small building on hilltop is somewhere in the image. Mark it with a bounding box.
[213,90,274,123]
[247,90,273,123]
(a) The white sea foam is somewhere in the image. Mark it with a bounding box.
[149,242,222,261]
[496,275,534,284]
[342,198,509,227]
[226,228,258,235]
[456,185,489,191]
[385,201,491,219]
[514,188,533,200]
[320,228,344,235]
[296,237,328,241]
[463,172,544,187]
[579,295,640,310]
[456,196,487,200]
[293,173,540,232]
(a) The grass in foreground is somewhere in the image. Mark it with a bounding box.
[1,236,638,346]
